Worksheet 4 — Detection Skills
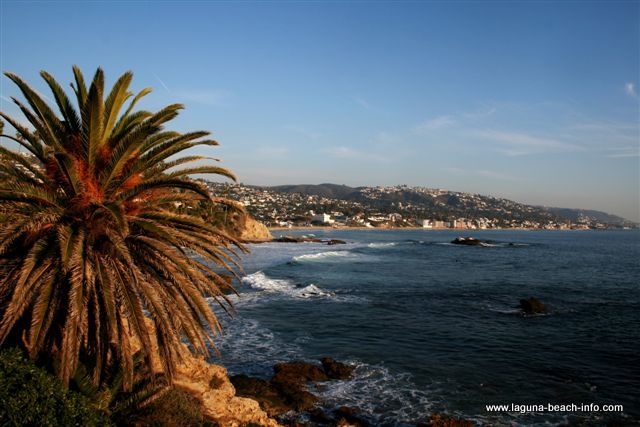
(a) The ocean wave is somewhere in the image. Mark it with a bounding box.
[367,242,398,249]
[297,284,335,298]
[241,271,293,292]
[216,317,304,378]
[293,250,354,262]
[241,271,334,299]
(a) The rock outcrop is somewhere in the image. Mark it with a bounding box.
[174,356,280,427]
[423,413,475,427]
[129,318,280,427]
[273,235,323,243]
[327,239,347,245]
[239,216,273,242]
[321,357,354,379]
[230,358,355,418]
[519,297,548,315]
[272,235,348,245]
[231,361,327,417]
[451,236,485,246]
[333,406,370,427]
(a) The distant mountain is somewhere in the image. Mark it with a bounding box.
[545,207,628,226]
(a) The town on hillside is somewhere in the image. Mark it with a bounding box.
[204,182,636,230]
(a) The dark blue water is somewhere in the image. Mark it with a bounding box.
[213,230,640,426]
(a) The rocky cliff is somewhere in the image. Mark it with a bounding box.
[130,319,280,427]
[239,216,273,242]
[174,353,280,427]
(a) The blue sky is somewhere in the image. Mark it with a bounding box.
[1,1,638,221]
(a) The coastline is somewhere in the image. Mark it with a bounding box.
[267,225,601,232]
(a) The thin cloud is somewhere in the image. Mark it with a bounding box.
[476,169,518,181]
[323,145,390,162]
[255,146,290,158]
[325,146,361,159]
[444,167,518,181]
[413,106,495,135]
[414,115,455,133]
[607,152,639,158]
[353,96,376,112]
[625,82,637,98]
[374,131,402,146]
[471,129,580,155]
[463,106,497,120]
[605,148,639,158]
[284,125,321,140]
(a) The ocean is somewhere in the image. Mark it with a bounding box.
[212,229,640,426]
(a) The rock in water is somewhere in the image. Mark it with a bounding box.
[320,357,354,379]
[273,361,329,383]
[327,239,347,245]
[335,406,370,427]
[519,297,548,314]
[229,359,356,419]
[426,413,475,427]
[272,235,323,243]
[451,236,484,246]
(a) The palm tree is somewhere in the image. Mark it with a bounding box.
[0,67,244,390]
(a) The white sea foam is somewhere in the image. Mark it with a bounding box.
[293,250,354,262]
[367,242,397,249]
[216,317,304,377]
[241,271,334,299]
[316,362,436,424]
[242,271,292,292]
[296,284,333,298]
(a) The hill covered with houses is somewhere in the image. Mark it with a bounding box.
[204,182,635,230]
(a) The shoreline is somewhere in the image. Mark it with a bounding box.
[267,225,607,232]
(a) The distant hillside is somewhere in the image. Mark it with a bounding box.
[546,207,628,226]
[263,183,633,226]
[268,184,361,199]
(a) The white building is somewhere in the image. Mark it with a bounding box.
[420,219,433,228]
[312,213,334,225]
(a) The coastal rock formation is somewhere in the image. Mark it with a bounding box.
[321,357,354,379]
[334,406,370,427]
[230,358,355,419]
[228,375,292,417]
[233,375,317,416]
[174,356,280,427]
[239,216,273,242]
[519,297,548,315]
[273,361,330,383]
[451,237,485,246]
[327,239,347,245]
[273,235,323,243]
[272,235,349,245]
[128,318,280,427]
[424,413,475,427]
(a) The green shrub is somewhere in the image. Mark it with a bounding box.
[0,348,111,426]
[117,387,218,427]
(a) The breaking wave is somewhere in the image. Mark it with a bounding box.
[241,271,334,299]
[293,250,354,262]
[367,242,398,249]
